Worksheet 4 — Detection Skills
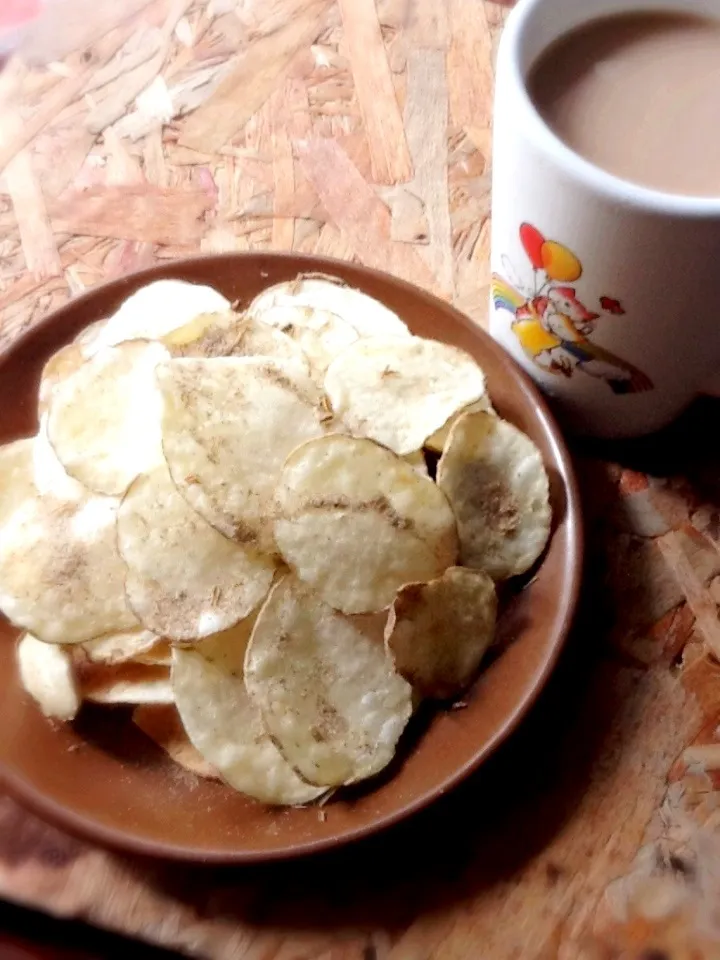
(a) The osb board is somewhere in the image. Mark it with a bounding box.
[0,1,720,958]
[0,0,497,347]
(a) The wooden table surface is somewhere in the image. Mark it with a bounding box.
[1,1,720,957]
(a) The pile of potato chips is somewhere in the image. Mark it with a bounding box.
[0,274,551,806]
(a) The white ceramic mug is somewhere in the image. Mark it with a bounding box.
[490,0,720,438]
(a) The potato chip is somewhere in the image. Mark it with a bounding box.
[248,275,410,339]
[135,639,172,666]
[80,661,173,704]
[81,627,161,665]
[403,449,429,477]
[117,465,275,641]
[33,415,87,501]
[162,310,309,372]
[274,435,458,613]
[0,491,138,644]
[253,304,359,379]
[73,317,108,349]
[47,340,169,496]
[245,575,413,787]
[0,438,34,528]
[172,619,325,805]
[385,566,497,700]
[132,704,219,779]
[89,280,230,353]
[324,336,487,455]
[424,397,495,454]
[17,633,80,721]
[348,610,391,646]
[437,411,551,579]
[158,357,326,551]
[38,342,87,414]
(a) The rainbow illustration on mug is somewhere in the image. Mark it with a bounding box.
[492,223,653,395]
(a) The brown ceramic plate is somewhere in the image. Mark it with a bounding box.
[0,253,582,863]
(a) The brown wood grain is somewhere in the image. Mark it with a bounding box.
[1,1,720,957]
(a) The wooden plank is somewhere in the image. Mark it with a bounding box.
[269,87,296,249]
[404,0,449,48]
[658,529,720,660]
[447,0,493,130]
[338,0,412,184]
[51,185,213,245]
[103,129,145,186]
[178,0,334,153]
[296,137,437,290]
[0,74,92,178]
[0,6,158,177]
[85,0,194,134]
[142,129,168,187]
[402,48,453,296]
[16,0,155,66]
[4,149,61,280]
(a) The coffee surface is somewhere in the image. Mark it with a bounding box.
[528,12,720,197]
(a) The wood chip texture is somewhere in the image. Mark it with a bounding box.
[0,0,500,349]
[2,3,720,960]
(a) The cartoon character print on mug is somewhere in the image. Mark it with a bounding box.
[490,0,720,439]
[492,222,653,397]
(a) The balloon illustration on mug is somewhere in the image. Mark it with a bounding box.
[519,223,582,282]
[492,222,653,394]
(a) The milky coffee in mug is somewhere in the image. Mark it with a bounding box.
[490,0,720,438]
[529,12,720,197]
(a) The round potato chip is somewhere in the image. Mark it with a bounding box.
[249,275,410,339]
[437,411,551,579]
[324,336,487,455]
[135,639,172,666]
[424,396,495,454]
[253,304,359,380]
[81,627,161,665]
[0,491,138,644]
[117,465,275,641]
[245,575,413,787]
[158,357,326,551]
[172,619,325,805]
[79,661,173,704]
[33,415,87,501]
[47,340,169,496]
[403,449,429,478]
[73,317,108,349]
[38,343,87,414]
[0,438,34,528]
[17,633,80,721]
[274,435,458,613]
[89,280,230,352]
[162,310,309,373]
[132,704,219,779]
[385,566,497,700]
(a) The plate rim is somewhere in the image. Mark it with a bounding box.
[0,251,584,863]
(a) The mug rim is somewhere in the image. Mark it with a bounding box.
[503,0,720,218]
